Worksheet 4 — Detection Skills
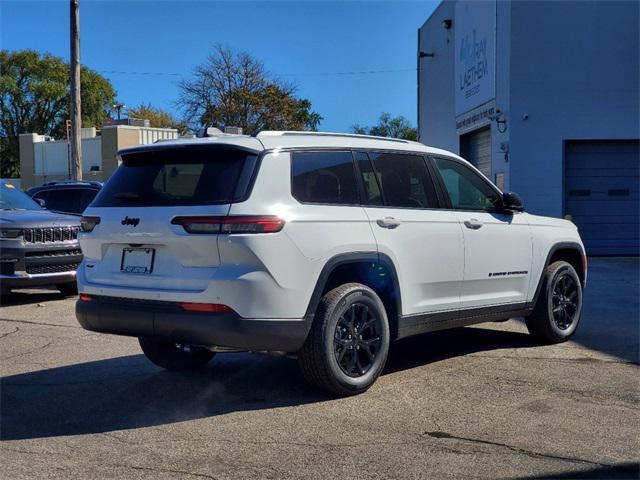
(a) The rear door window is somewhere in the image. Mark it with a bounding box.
[291,151,359,205]
[368,152,439,209]
[93,147,258,207]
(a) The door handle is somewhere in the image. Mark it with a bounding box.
[376,217,401,229]
[464,218,483,230]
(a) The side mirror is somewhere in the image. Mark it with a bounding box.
[502,191,524,213]
[35,198,47,209]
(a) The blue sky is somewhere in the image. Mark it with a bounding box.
[1,0,437,132]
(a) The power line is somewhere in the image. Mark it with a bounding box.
[98,66,418,78]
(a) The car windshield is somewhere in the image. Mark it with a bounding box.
[0,182,41,210]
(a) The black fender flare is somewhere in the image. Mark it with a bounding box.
[303,252,402,323]
[529,241,586,308]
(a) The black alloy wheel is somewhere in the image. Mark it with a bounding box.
[551,272,579,330]
[334,303,383,377]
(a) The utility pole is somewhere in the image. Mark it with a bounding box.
[70,0,82,180]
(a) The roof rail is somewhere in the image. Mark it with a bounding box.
[256,131,410,144]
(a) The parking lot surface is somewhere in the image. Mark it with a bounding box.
[1,258,638,479]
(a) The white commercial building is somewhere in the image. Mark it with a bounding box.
[418,0,639,255]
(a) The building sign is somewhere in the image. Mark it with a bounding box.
[456,101,495,133]
[455,0,496,116]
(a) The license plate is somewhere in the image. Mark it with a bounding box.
[121,248,155,274]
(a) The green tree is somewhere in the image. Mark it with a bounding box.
[177,45,322,134]
[0,50,116,177]
[127,102,188,134]
[352,113,418,141]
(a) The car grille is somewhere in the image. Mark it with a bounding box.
[25,263,79,275]
[23,227,79,244]
[25,249,83,258]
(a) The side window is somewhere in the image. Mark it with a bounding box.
[433,157,502,212]
[354,152,383,206]
[369,152,438,209]
[291,151,359,205]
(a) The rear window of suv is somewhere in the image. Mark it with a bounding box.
[93,147,258,207]
[291,151,359,205]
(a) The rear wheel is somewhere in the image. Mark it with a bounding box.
[139,337,215,371]
[526,261,583,343]
[298,283,390,396]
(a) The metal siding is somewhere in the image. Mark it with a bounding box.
[460,127,492,178]
[565,140,639,255]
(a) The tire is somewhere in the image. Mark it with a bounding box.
[525,260,583,344]
[298,283,390,396]
[139,337,215,371]
[57,283,78,297]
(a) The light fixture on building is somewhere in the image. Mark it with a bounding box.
[442,19,452,29]
[419,51,435,58]
[489,109,508,133]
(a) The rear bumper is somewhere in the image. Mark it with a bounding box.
[75,295,311,353]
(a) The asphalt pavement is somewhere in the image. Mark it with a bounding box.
[0,257,638,479]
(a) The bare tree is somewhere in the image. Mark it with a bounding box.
[177,45,321,134]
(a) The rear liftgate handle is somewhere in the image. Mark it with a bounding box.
[376,217,402,229]
[463,218,483,230]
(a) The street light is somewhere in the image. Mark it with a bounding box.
[112,103,126,120]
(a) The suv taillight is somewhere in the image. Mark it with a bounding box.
[171,216,285,234]
[80,216,101,232]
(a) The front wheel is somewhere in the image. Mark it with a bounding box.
[298,283,390,396]
[525,261,583,343]
[57,283,78,297]
[139,337,216,371]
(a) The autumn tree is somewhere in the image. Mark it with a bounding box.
[352,113,418,141]
[127,103,188,134]
[177,45,322,134]
[0,50,116,177]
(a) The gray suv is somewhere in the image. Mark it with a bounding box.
[0,181,82,297]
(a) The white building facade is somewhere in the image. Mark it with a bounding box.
[418,0,639,255]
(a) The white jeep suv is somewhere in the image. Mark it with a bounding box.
[76,131,586,396]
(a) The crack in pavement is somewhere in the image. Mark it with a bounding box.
[1,341,53,360]
[0,318,81,329]
[469,353,640,366]
[0,326,20,339]
[109,463,221,479]
[423,431,613,467]
[0,446,221,480]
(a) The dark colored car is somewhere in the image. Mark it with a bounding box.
[27,180,102,216]
[0,181,82,296]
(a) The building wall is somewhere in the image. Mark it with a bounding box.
[509,0,639,217]
[418,1,457,152]
[19,125,179,189]
[418,0,639,218]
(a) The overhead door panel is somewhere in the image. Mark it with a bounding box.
[565,140,639,255]
[460,127,491,179]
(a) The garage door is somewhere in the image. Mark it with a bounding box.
[460,127,491,178]
[565,140,639,255]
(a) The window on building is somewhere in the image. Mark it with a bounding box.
[368,152,438,209]
[291,151,359,205]
[433,157,502,212]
